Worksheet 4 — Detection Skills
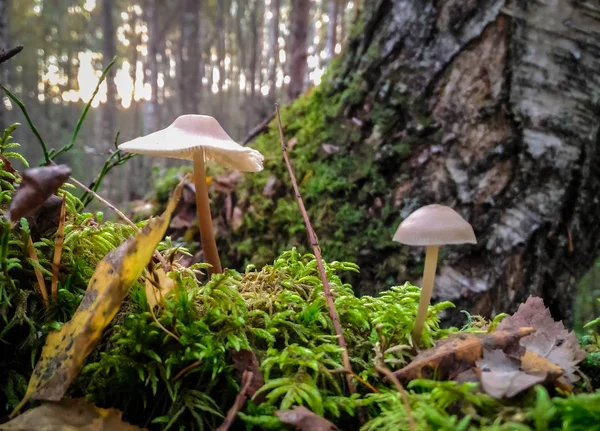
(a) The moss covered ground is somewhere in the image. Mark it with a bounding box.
[1,127,600,430]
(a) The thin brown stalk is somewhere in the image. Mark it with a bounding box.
[51,195,66,302]
[171,360,203,383]
[216,371,254,431]
[275,104,356,395]
[26,235,48,309]
[69,174,168,271]
[375,363,416,431]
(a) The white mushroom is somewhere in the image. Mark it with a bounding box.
[119,115,264,274]
[393,204,476,344]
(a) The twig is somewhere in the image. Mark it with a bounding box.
[275,104,356,395]
[216,371,254,431]
[375,364,416,431]
[374,341,416,431]
[68,174,169,271]
[1,85,50,164]
[329,368,379,393]
[171,360,203,383]
[26,235,48,309]
[241,113,276,146]
[68,175,137,231]
[0,46,23,65]
[51,195,66,302]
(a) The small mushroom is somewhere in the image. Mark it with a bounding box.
[393,204,477,345]
[119,115,264,275]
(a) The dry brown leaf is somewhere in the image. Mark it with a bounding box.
[276,406,337,431]
[145,268,175,309]
[520,350,563,380]
[497,296,585,385]
[476,349,545,399]
[262,175,277,197]
[231,349,264,398]
[0,398,146,430]
[8,165,71,223]
[392,327,535,382]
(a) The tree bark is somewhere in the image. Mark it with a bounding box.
[336,0,600,324]
[287,0,311,101]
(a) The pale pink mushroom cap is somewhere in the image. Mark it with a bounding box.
[393,204,477,246]
[118,115,264,172]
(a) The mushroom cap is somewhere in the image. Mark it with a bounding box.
[393,204,477,246]
[118,115,264,172]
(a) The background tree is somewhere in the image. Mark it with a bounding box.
[287,0,310,100]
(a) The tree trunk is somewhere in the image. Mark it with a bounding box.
[101,0,117,198]
[269,0,281,102]
[326,0,338,59]
[233,0,600,325]
[287,0,311,100]
[0,0,7,131]
[179,0,201,115]
[145,0,160,133]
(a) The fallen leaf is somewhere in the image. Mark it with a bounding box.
[231,207,243,231]
[231,349,264,399]
[476,349,545,399]
[262,175,277,197]
[276,406,337,431]
[7,165,71,223]
[287,137,298,151]
[145,267,175,309]
[520,350,563,380]
[1,398,146,430]
[392,328,535,382]
[12,182,183,414]
[320,144,340,154]
[497,296,585,385]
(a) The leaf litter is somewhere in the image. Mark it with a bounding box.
[393,296,587,400]
[10,180,183,416]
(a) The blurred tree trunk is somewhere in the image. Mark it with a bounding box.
[101,0,117,198]
[0,0,7,130]
[179,0,201,114]
[216,0,226,121]
[268,0,280,103]
[287,0,310,100]
[326,0,338,58]
[145,0,159,133]
[248,0,263,128]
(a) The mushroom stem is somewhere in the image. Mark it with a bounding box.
[193,150,223,274]
[412,245,439,344]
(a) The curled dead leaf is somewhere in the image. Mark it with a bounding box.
[0,398,146,430]
[145,267,175,309]
[497,296,586,385]
[276,406,337,431]
[8,165,71,223]
[392,328,535,382]
[476,349,545,399]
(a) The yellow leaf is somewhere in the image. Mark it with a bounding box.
[145,267,175,309]
[1,398,146,430]
[12,182,183,416]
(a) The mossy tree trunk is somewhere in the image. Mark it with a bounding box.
[341,0,600,323]
[226,0,600,324]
